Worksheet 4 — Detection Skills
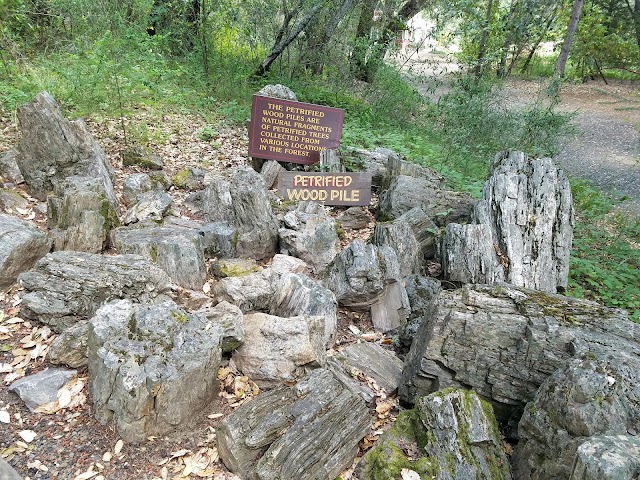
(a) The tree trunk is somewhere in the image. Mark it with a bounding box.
[554,0,584,79]
[254,3,323,77]
[351,1,375,81]
[635,0,640,46]
[474,0,494,76]
[311,0,357,74]
[520,4,558,73]
[497,0,518,77]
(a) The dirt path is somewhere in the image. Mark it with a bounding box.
[399,54,640,216]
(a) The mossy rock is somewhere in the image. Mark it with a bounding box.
[211,258,260,278]
[121,146,164,170]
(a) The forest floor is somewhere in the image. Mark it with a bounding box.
[399,51,640,216]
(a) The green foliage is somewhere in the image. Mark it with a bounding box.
[567,180,640,322]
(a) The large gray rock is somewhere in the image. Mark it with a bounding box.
[444,151,574,293]
[194,301,244,353]
[15,91,115,201]
[47,175,120,253]
[400,284,639,424]
[259,160,283,189]
[231,312,326,387]
[279,210,340,274]
[0,149,24,185]
[122,190,172,225]
[398,275,442,349]
[88,299,223,443]
[374,207,438,276]
[0,214,51,291]
[257,84,297,100]
[0,189,28,211]
[48,320,89,367]
[121,145,163,170]
[8,368,77,411]
[213,268,275,313]
[336,206,370,230]
[0,457,22,480]
[122,173,154,206]
[202,167,278,260]
[271,272,338,347]
[370,282,411,333]
[217,368,370,480]
[358,389,512,480]
[513,353,640,480]
[112,226,206,290]
[335,342,404,393]
[323,240,401,309]
[163,217,238,259]
[378,175,473,225]
[570,435,640,480]
[18,251,172,332]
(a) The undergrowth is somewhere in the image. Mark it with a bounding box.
[568,180,640,321]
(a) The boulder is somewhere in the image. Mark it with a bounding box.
[88,299,223,443]
[112,226,206,290]
[378,175,473,225]
[444,151,574,293]
[513,353,640,480]
[336,206,370,230]
[202,167,278,260]
[213,269,274,313]
[211,258,259,278]
[260,160,284,189]
[279,210,340,273]
[0,214,51,291]
[122,173,154,206]
[269,253,310,277]
[163,217,238,259]
[0,457,22,480]
[400,284,639,424]
[270,272,338,347]
[18,251,172,332]
[48,321,89,367]
[120,145,164,170]
[217,368,370,480]
[323,240,401,309]
[171,167,204,190]
[194,301,244,353]
[334,342,404,393]
[373,207,438,276]
[570,435,640,480]
[231,312,326,386]
[370,282,411,333]
[257,84,297,100]
[0,149,24,185]
[47,175,120,252]
[15,91,115,201]
[357,389,512,480]
[8,368,77,411]
[398,275,442,349]
[0,189,29,211]
[122,190,172,225]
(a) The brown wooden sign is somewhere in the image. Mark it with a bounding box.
[249,95,344,165]
[277,172,372,206]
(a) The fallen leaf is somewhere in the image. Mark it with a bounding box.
[74,472,98,480]
[207,413,224,420]
[18,430,36,443]
[102,452,112,462]
[170,449,191,459]
[375,401,393,415]
[114,439,124,454]
[0,410,9,424]
[58,388,72,408]
[401,468,420,480]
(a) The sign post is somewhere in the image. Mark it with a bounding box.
[249,95,345,165]
[277,172,372,207]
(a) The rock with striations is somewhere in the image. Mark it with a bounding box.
[570,435,640,480]
[8,368,77,411]
[398,275,442,349]
[378,175,473,225]
[213,268,274,313]
[334,342,404,393]
[270,271,338,347]
[336,206,370,230]
[88,299,223,443]
[112,226,206,290]
[122,190,172,225]
[202,167,278,260]
[18,251,172,332]
[373,206,438,276]
[260,160,284,189]
[163,216,238,259]
[194,301,244,353]
[257,84,297,101]
[122,173,154,206]
[231,312,326,387]
[400,283,639,424]
[443,151,574,293]
[370,282,411,333]
[0,214,52,291]
[0,188,29,211]
[47,175,120,253]
[279,207,340,274]
[48,320,89,368]
[15,91,116,201]
[0,457,22,480]
[323,240,401,309]
[0,149,24,185]
[357,389,512,480]
[217,368,370,480]
[513,353,640,480]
